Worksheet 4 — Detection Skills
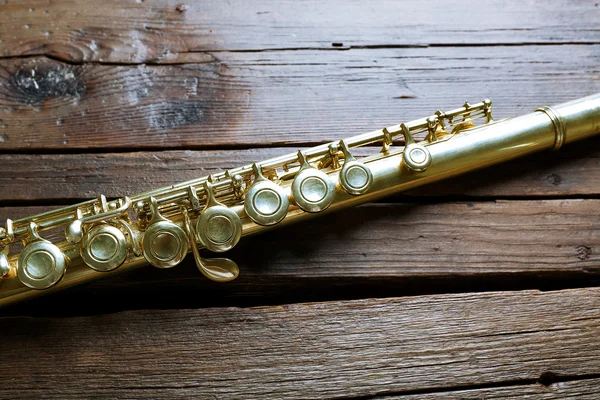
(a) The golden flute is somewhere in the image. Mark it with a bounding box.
[1,94,599,307]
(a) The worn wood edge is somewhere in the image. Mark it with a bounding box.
[2,288,600,398]
[0,139,598,202]
[385,378,600,399]
[0,45,598,150]
[0,0,599,63]
[1,198,598,314]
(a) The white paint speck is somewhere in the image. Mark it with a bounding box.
[89,40,97,52]
[129,31,148,63]
[30,69,39,89]
[24,24,31,29]
[127,91,139,106]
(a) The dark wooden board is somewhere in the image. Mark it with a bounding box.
[1,0,598,63]
[0,138,598,203]
[1,45,598,150]
[2,288,600,399]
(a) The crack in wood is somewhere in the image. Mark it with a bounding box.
[1,42,600,66]
[348,373,600,399]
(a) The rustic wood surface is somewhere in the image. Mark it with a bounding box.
[2,289,600,399]
[1,46,598,150]
[0,0,599,398]
[1,0,598,62]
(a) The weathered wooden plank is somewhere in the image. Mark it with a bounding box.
[0,45,598,150]
[1,199,598,311]
[0,139,598,202]
[0,0,598,63]
[388,379,600,399]
[1,288,600,399]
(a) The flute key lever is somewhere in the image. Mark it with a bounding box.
[182,208,239,283]
[0,93,599,307]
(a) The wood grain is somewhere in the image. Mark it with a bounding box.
[0,45,598,150]
[0,0,598,63]
[2,288,600,399]
[387,379,600,399]
[0,138,598,202]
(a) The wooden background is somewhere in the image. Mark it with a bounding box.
[0,0,599,398]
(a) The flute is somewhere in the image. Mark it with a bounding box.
[1,93,599,307]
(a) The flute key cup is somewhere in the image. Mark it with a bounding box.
[291,151,335,213]
[142,197,189,269]
[338,140,373,195]
[244,163,290,226]
[80,225,128,272]
[18,222,68,290]
[400,123,432,173]
[196,181,243,253]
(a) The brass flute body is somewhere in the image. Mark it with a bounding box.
[1,94,599,307]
